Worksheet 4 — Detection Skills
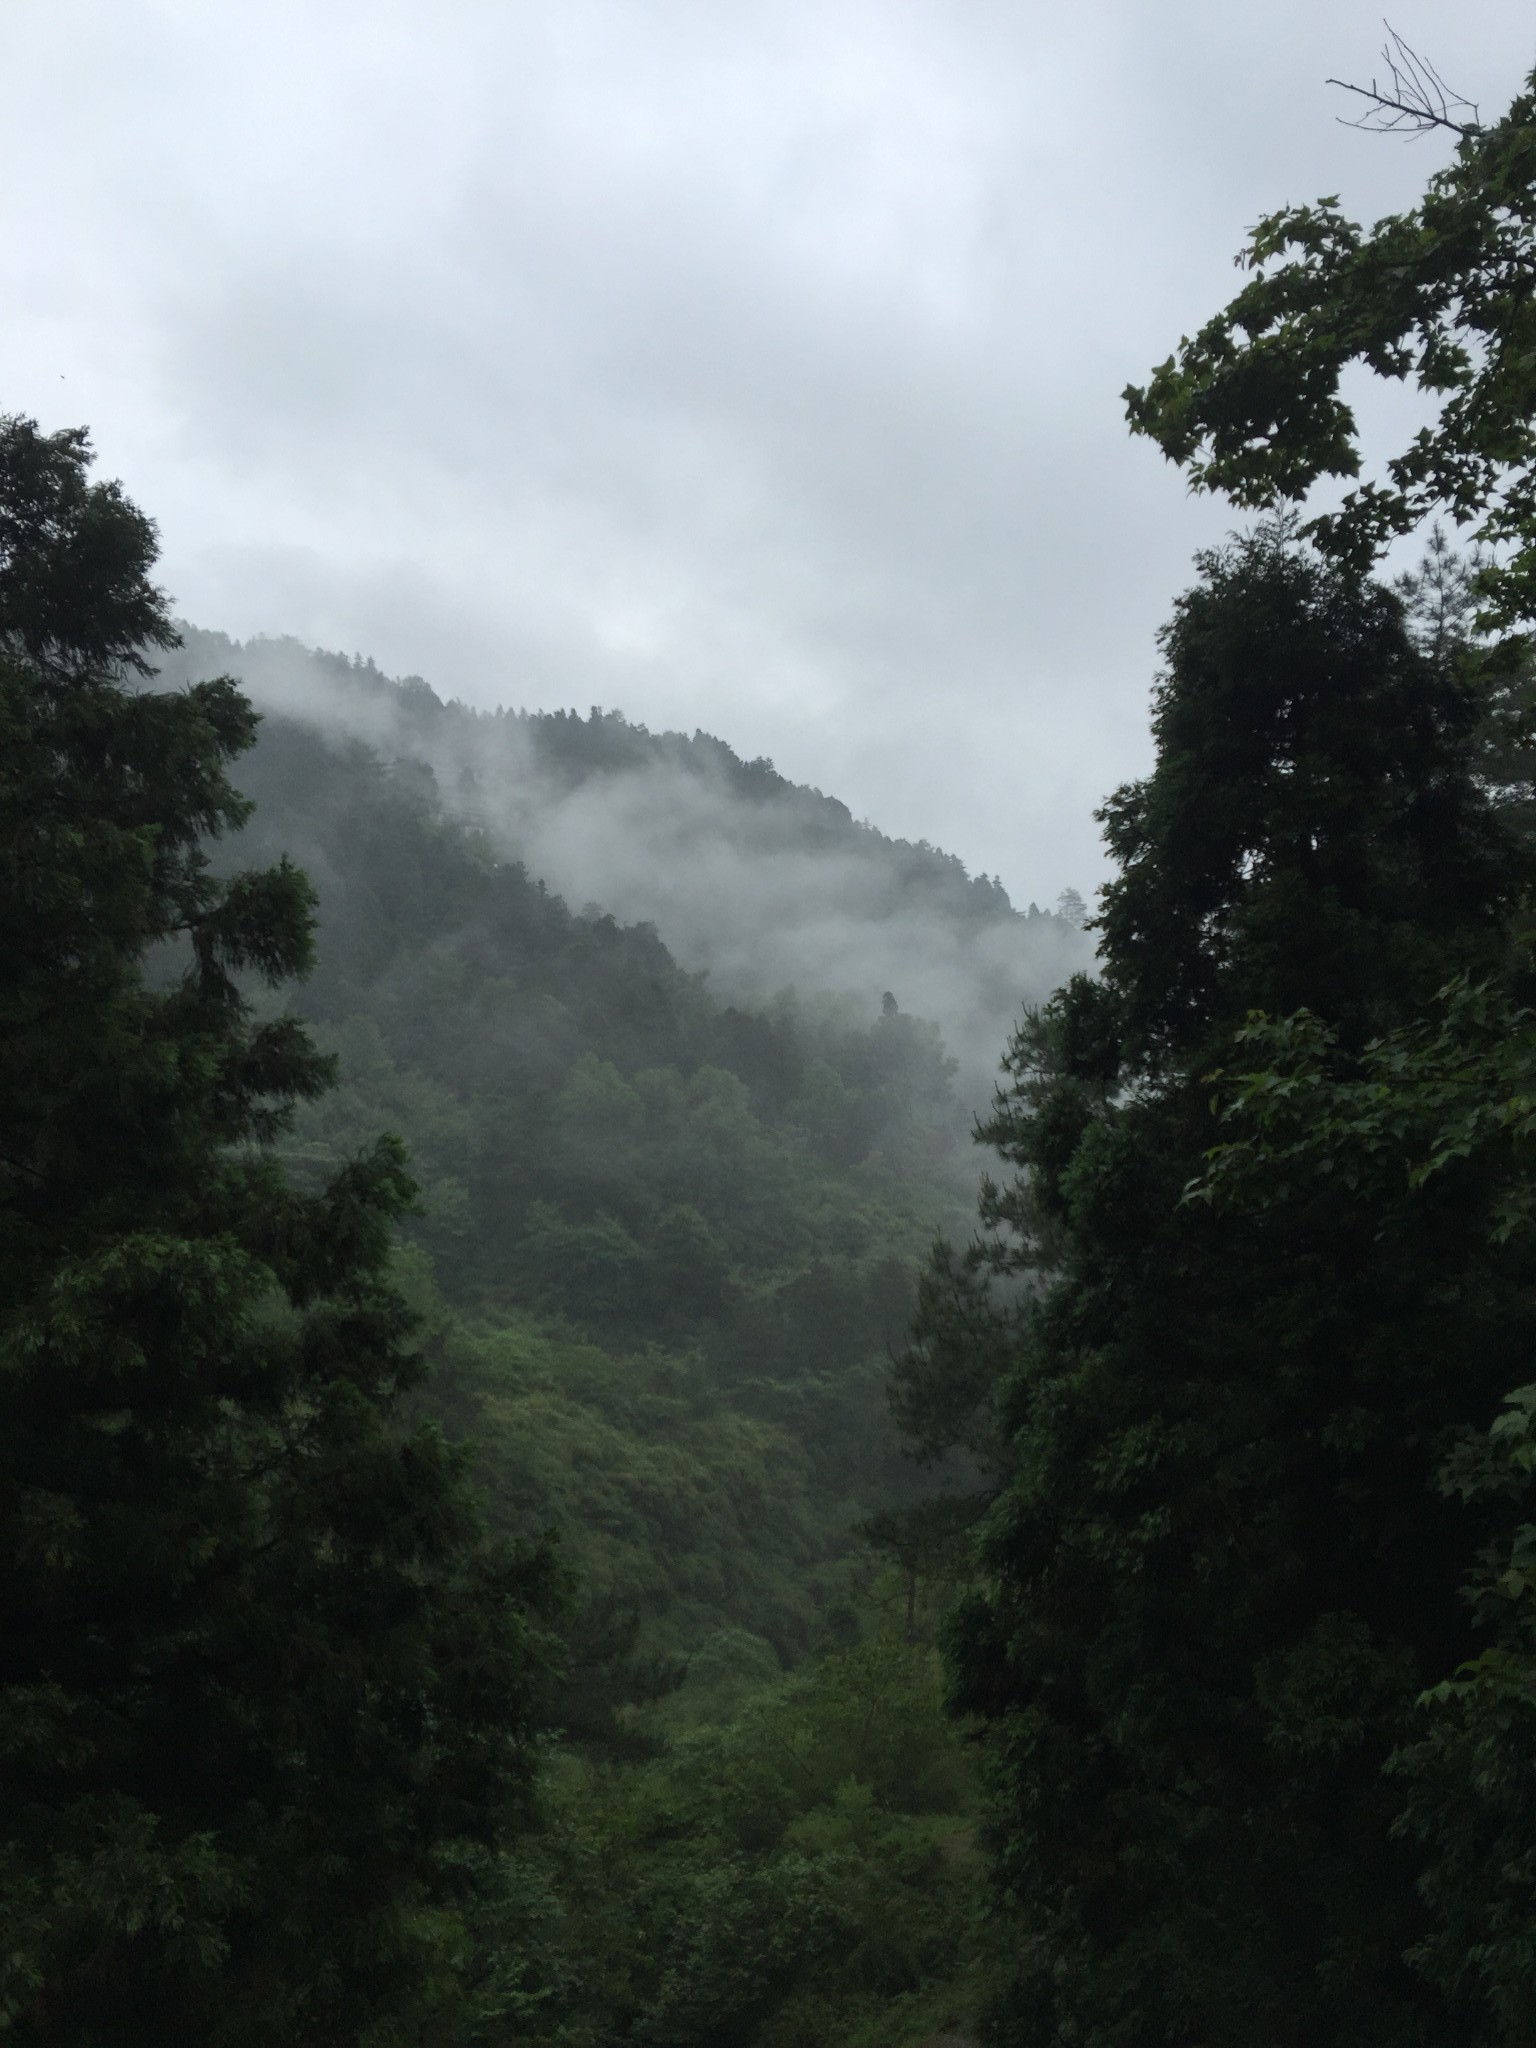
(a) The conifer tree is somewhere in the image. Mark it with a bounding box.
[911,526,1528,2045]
[0,416,559,2045]
[912,58,1536,2040]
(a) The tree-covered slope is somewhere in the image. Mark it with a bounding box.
[182,694,991,1673]
[1,410,993,2045]
[154,625,1091,1098]
[187,650,1001,2042]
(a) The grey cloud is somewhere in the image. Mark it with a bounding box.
[3,0,1534,904]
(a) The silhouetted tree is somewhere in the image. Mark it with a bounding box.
[0,416,560,2045]
[919,526,1526,2046]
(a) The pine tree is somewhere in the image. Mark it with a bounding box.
[914,526,1528,2046]
[0,416,560,2045]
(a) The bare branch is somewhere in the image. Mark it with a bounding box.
[1327,24,1480,141]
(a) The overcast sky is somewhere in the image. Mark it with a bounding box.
[4,2,1533,903]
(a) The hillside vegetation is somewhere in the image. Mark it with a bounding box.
[12,46,1536,2048]
[155,624,1091,1100]
[212,675,1004,2041]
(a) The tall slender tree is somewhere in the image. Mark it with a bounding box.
[909,525,1528,2045]
[0,416,560,2046]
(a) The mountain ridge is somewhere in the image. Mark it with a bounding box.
[154,624,1094,1096]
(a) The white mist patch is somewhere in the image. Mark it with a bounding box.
[166,626,1096,1102]
[507,761,1091,1092]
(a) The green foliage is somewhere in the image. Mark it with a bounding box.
[425,1309,827,1658]
[489,1635,982,2048]
[1095,518,1515,1060]
[914,527,1526,2046]
[4,410,1011,2041]
[0,417,562,2044]
[175,694,982,1695]
[1115,69,1536,2019]
[135,596,993,2036]
[203,706,971,1344]
[0,416,177,675]
[1396,1385,1536,2043]
[1124,61,1536,630]
[1194,978,1536,2041]
[1194,978,1536,1228]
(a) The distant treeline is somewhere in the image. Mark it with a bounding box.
[152,625,1093,1097]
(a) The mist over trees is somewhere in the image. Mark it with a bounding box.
[0,409,1002,2045]
[8,36,1536,2048]
[149,624,1092,1104]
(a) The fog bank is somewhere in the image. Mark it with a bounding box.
[162,626,1096,1099]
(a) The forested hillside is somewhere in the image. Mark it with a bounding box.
[11,42,1536,2048]
[208,697,985,1656]
[207,674,1003,2040]
[0,419,1003,2045]
[154,625,1091,1099]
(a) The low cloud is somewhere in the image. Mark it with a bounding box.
[167,626,1095,1099]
